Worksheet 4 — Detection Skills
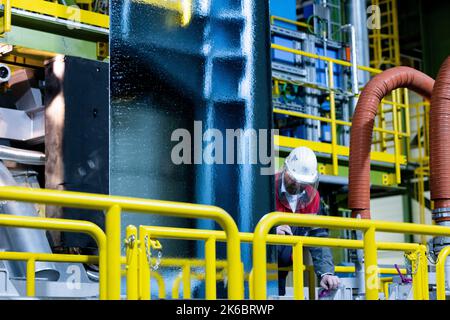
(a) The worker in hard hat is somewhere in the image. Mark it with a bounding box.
[275,146,340,296]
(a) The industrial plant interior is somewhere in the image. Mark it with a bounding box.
[0,0,448,301]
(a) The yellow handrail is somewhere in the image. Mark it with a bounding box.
[252,213,445,300]
[141,225,424,300]
[0,186,244,299]
[0,213,107,299]
[271,15,311,30]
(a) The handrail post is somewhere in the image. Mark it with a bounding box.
[139,227,151,300]
[182,262,191,299]
[205,236,217,300]
[436,246,450,300]
[419,245,429,300]
[126,225,138,300]
[106,205,121,299]
[26,258,35,297]
[293,242,304,300]
[328,61,338,175]
[364,226,379,300]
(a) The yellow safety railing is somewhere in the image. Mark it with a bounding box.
[1,0,109,30]
[135,225,427,300]
[252,213,450,300]
[0,213,107,299]
[271,43,409,183]
[270,15,311,31]
[0,186,244,299]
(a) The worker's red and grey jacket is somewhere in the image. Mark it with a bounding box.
[275,173,335,295]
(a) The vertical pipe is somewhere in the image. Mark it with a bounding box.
[205,237,217,300]
[363,227,379,300]
[253,238,267,299]
[106,205,121,300]
[126,225,138,300]
[419,245,429,300]
[26,258,35,297]
[392,93,401,184]
[293,242,304,300]
[182,263,191,299]
[328,61,338,175]
[410,251,422,299]
[436,246,450,300]
[4,0,11,33]
[139,229,151,300]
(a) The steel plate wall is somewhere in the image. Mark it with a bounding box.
[110,0,273,291]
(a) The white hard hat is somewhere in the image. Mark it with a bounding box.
[284,146,318,184]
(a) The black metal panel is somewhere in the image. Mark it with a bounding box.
[45,56,109,249]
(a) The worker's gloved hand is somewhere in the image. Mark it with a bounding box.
[320,274,340,290]
[276,225,293,235]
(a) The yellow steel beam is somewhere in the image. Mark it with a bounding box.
[9,0,109,29]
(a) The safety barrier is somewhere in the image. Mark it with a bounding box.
[135,225,427,300]
[252,213,450,300]
[0,186,448,300]
[0,213,107,299]
[0,186,244,299]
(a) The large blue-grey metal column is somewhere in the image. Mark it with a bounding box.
[110,0,273,296]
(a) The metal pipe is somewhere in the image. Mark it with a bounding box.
[346,0,370,85]
[348,67,434,218]
[340,24,359,97]
[0,146,45,165]
[0,161,58,280]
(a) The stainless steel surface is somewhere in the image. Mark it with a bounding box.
[0,146,45,165]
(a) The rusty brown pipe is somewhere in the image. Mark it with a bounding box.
[349,67,434,219]
[430,57,450,218]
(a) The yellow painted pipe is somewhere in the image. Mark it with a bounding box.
[436,246,450,300]
[205,237,217,300]
[292,242,304,300]
[26,258,35,297]
[364,227,379,300]
[182,263,191,299]
[126,225,139,300]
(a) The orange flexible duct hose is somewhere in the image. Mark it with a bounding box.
[349,67,434,219]
[430,57,450,212]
